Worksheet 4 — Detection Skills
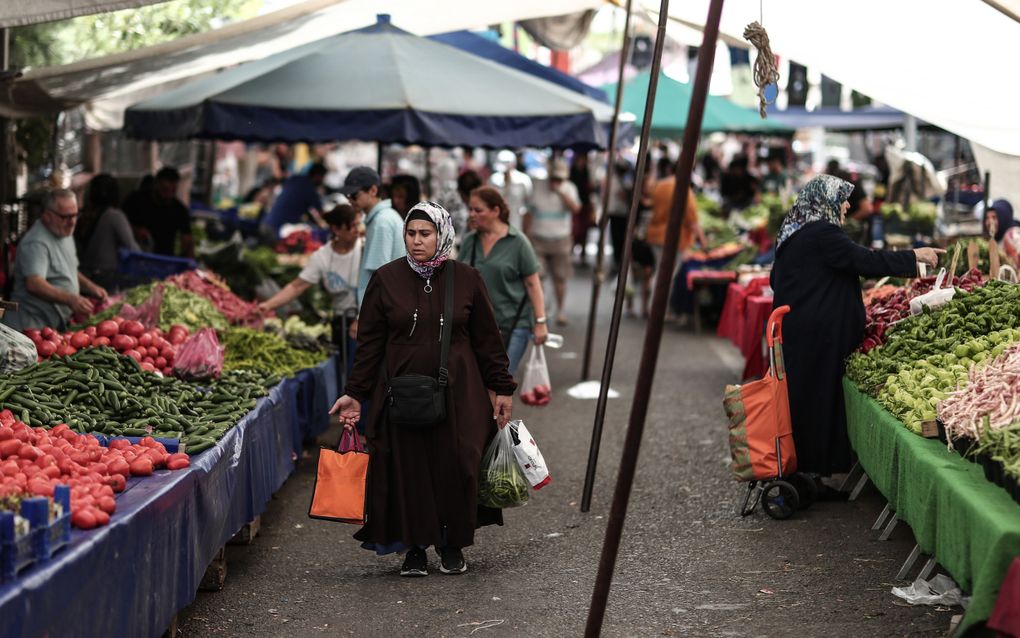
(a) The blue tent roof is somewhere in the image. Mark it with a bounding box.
[429,30,609,104]
[763,105,930,131]
[124,17,606,150]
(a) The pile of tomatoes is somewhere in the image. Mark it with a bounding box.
[25,318,190,376]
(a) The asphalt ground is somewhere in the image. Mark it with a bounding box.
[179,273,958,638]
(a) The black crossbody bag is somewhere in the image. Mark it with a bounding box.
[384,264,454,430]
[469,234,528,349]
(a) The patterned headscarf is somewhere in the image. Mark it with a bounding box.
[404,201,456,280]
[776,174,855,248]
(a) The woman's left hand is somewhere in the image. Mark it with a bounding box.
[533,322,548,345]
[493,394,513,429]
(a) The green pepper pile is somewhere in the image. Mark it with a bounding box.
[0,347,271,454]
[221,327,328,378]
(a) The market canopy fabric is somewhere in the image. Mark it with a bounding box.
[123,18,607,150]
[0,0,603,130]
[763,105,930,132]
[603,70,789,138]
[0,0,172,28]
[645,0,1020,156]
[429,30,609,103]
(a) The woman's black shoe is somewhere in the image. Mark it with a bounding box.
[400,547,428,577]
[437,547,467,575]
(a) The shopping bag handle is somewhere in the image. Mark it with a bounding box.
[765,305,791,348]
[338,428,364,453]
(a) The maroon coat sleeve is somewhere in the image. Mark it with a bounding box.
[466,267,517,395]
[344,271,387,403]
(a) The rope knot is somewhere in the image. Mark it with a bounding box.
[743,21,780,119]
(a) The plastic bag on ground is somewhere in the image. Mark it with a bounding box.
[172,328,225,381]
[0,324,37,374]
[478,426,530,509]
[891,574,969,607]
[508,420,551,490]
[519,344,552,407]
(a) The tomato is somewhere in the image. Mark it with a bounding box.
[138,332,154,348]
[92,336,111,348]
[162,367,174,376]
[111,334,137,352]
[97,320,120,338]
[0,439,20,458]
[72,509,97,530]
[41,327,56,339]
[129,457,153,476]
[69,331,91,349]
[109,439,131,451]
[0,428,12,441]
[107,458,130,477]
[92,509,110,526]
[146,346,159,358]
[121,320,145,338]
[56,344,77,357]
[153,337,171,351]
[141,362,156,373]
[124,349,143,362]
[106,473,126,493]
[159,346,176,362]
[36,341,57,358]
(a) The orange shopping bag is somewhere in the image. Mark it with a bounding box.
[308,429,368,524]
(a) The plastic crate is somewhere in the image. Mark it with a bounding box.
[116,249,198,283]
[0,511,35,583]
[23,486,72,564]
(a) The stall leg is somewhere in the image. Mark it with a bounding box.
[229,516,261,546]
[896,544,922,580]
[200,546,228,591]
[161,614,179,638]
[871,503,892,531]
[848,472,869,501]
[838,461,863,492]
[878,514,899,541]
[917,557,937,581]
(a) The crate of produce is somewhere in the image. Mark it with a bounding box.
[0,510,35,583]
[23,486,72,563]
[116,249,198,284]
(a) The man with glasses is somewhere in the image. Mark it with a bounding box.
[4,189,107,331]
[340,167,404,338]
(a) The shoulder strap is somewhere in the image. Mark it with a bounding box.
[470,234,479,268]
[438,263,455,386]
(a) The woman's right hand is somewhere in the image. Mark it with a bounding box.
[533,322,548,345]
[913,247,946,270]
[329,395,361,430]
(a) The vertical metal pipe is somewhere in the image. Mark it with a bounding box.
[424,147,432,200]
[584,0,725,634]
[580,0,633,382]
[0,28,10,205]
[579,0,660,513]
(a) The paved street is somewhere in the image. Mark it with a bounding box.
[180,275,955,637]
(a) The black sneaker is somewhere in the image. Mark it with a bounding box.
[437,547,467,575]
[400,547,428,577]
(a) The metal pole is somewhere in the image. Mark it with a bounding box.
[579,0,658,513]
[424,147,432,200]
[376,142,383,177]
[580,0,634,382]
[584,1,725,635]
[0,28,10,206]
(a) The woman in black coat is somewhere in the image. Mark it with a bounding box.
[770,175,943,481]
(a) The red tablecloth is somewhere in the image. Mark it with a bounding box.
[989,557,1020,636]
[686,269,738,291]
[717,278,773,380]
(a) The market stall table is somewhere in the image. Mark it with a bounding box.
[844,378,1020,636]
[716,278,773,380]
[0,357,338,638]
[685,270,737,333]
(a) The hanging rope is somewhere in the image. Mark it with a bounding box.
[743,21,779,119]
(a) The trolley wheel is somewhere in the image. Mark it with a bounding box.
[761,480,799,520]
[789,473,819,509]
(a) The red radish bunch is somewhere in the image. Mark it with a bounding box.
[24,318,189,376]
[520,384,552,407]
[0,411,190,530]
[167,270,267,328]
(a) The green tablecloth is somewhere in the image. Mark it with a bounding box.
[844,378,1020,635]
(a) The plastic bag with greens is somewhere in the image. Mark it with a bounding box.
[478,425,530,509]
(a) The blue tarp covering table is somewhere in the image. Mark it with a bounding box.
[0,357,338,638]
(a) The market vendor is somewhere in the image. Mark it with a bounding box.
[4,189,107,331]
[770,175,942,493]
[123,167,195,259]
[258,204,363,372]
[259,162,326,241]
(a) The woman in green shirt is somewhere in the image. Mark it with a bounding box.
[460,187,548,374]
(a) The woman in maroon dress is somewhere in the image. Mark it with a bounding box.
[330,201,516,577]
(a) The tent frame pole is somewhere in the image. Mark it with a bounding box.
[376,142,383,178]
[584,0,725,634]
[580,0,634,383]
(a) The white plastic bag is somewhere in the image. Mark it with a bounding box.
[891,574,969,608]
[519,344,552,407]
[0,324,37,374]
[508,420,551,490]
[478,426,529,508]
[909,268,956,315]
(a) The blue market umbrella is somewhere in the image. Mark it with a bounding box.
[125,16,606,150]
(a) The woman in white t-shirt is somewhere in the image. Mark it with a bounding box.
[259,204,363,372]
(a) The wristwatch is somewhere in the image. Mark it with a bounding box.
[535,317,547,324]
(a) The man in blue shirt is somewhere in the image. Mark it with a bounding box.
[260,162,327,241]
[340,167,404,338]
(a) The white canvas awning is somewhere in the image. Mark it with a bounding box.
[1,0,602,129]
[641,0,1020,157]
[0,0,172,28]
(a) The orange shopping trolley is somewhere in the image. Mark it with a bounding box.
[722,305,817,519]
